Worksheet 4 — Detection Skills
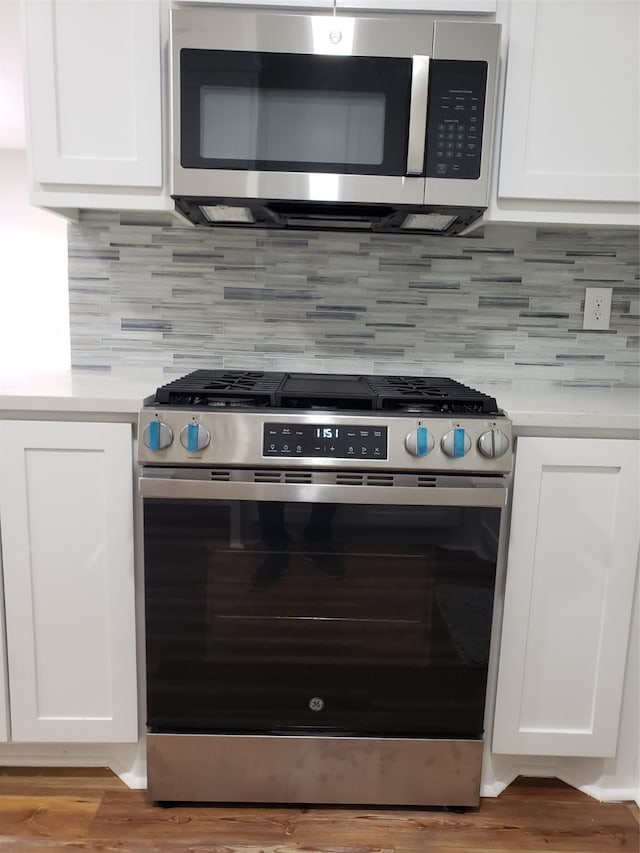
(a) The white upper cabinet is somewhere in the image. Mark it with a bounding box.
[493,437,640,758]
[489,0,640,226]
[178,1,496,10]
[338,1,496,9]
[181,0,332,6]
[22,0,170,212]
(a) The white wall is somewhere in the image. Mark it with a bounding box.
[0,149,70,374]
[0,0,25,149]
[0,2,70,374]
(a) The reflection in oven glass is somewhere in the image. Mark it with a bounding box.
[144,499,500,738]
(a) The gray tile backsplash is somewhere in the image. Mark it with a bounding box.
[67,212,640,387]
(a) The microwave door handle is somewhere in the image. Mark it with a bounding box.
[406,55,430,176]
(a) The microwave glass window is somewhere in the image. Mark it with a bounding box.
[200,87,386,166]
[180,50,411,176]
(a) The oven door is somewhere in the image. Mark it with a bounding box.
[140,469,506,740]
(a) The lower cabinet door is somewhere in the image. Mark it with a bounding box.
[493,437,639,758]
[0,420,137,743]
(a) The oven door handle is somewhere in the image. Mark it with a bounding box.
[139,475,506,508]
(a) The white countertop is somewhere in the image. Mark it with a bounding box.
[0,369,167,417]
[0,369,638,436]
[475,380,640,436]
[0,369,174,420]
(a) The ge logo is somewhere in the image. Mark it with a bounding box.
[309,696,324,712]
[329,30,342,44]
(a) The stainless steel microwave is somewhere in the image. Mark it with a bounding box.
[170,7,501,235]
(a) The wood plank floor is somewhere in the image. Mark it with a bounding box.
[0,768,637,852]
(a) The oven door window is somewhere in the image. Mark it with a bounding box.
[144,499,500,738]
[179,50,411,175]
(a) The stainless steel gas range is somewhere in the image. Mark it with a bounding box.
[138,371,512,807]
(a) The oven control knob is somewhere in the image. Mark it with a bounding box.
[143,420,173,451]
[404,427,434,457]
[180,422,211,452]
[441,428,471,458]
[478,428,510,459]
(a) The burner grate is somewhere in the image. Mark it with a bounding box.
[151,370,500,415]
[154,370,284,406]
[368,376,499,415]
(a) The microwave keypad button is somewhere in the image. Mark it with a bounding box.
[425,59,487,180]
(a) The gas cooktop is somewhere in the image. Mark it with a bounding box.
[139,370,511,474]
[150,370,501,416]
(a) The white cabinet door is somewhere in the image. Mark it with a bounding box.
[498,0,639,206]
[493,437,639,758]
[23,0,162,191]
[179,1,496,9]
[338,1,496,10]
[181,1,332,6]
[0,421,137,743]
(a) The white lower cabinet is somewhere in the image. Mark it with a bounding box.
[493,437,639,758]
[0,420,137,743]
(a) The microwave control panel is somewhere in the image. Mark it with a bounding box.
[425,60,488,180]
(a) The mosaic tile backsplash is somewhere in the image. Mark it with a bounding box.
[68,212,640,387]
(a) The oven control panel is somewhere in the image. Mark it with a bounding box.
[138,410,512,474]
[263,422,388,460]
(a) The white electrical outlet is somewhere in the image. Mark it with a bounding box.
[583,287,613,331]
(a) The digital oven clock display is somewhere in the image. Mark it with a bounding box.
[316,427,340,439]
[263,422,388,460]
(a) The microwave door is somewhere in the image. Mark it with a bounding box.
[406,55,430,176]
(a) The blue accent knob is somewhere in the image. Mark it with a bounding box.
[148,420,160,451]
[187,422,199,452]
[416,426,428,457]
[454,427,466,458]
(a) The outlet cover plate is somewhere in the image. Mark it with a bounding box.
[583,286,612,331]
